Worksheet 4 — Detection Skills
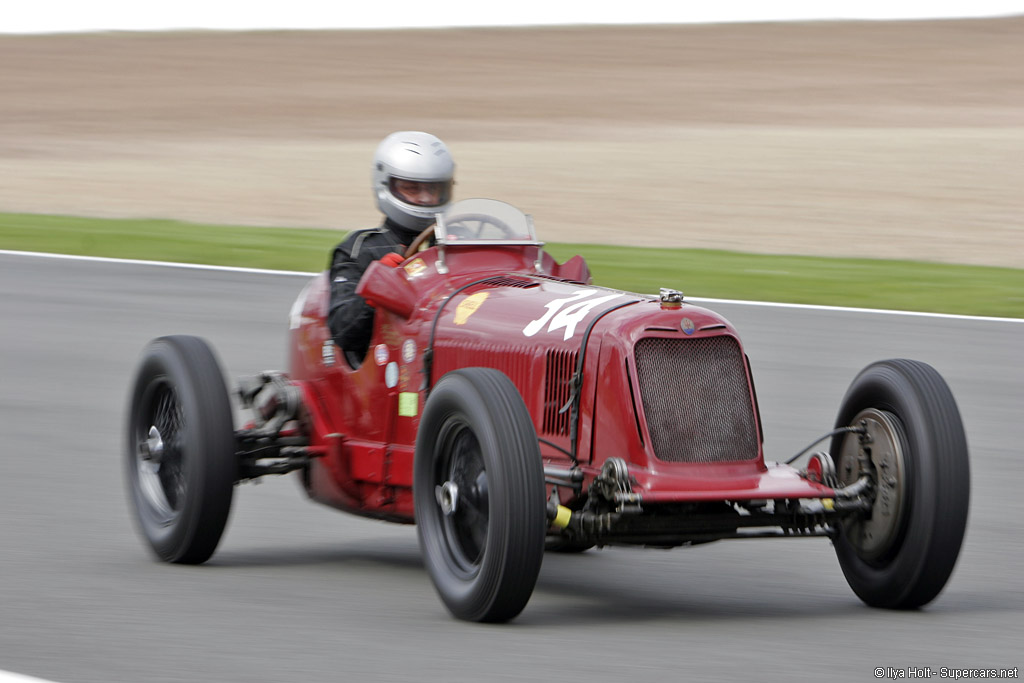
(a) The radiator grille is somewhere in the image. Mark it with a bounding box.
[433,343,533,399]
[477,276,539,289]
[634,336,758,463]
[542,349,577,435]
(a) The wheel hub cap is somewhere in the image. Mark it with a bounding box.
[437,481,459,516]
[837,408,907,560]
[140,425,165,464]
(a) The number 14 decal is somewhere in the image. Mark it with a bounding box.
[523,289,622,341]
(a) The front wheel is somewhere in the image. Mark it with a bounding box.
[830,359,969,609]
[414,368,546,622]
[126,335,237,564]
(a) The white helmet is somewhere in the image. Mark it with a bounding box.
[372,131,455,231]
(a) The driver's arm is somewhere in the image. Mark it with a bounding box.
[326,231,401,353]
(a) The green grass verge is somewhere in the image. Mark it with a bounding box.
[2,212,1022,319]
[0,213,340,273]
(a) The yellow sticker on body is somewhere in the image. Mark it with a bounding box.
[454,291,489,325]
[403,258,428,278]
[398,392,419,417]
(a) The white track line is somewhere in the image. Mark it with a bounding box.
[686,296,1024,324]
[2,249,1021,324]
[0,249,313,277]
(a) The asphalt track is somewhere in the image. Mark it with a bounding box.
[1,252,1021,683]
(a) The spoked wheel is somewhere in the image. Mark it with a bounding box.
[415,368,546,622]
[830,359,969,609]
[126,335,237,564]
[434,423,490,572]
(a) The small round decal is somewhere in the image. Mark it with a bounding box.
[385,362,399,388]
[681,318,695,335]
[374,343,389,366]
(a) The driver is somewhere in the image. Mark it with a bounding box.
[327,131,455,358]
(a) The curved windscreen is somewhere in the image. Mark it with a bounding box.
[435,199,539,245]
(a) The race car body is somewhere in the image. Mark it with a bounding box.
[127,199,970,622]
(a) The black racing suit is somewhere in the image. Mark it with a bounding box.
[327,218,422,359]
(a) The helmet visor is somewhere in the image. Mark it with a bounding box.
[389,177,452,208]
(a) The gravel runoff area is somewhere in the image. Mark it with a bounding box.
[1,18,1022,267]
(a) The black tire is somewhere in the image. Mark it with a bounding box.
[126,335,237,564]
[414,368,546,622]
[830,359,969,609]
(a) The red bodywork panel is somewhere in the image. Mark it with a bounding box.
[287,243,833,522]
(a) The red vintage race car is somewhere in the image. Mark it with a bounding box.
[126,198,970,622]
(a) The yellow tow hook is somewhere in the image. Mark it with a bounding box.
[552,505,573,529]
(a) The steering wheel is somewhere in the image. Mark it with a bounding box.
[402,214,518,259]
[403,224,436,259]
[444,214,515,241]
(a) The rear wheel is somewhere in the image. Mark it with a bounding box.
[830,359,969,609]
[415,368,546,622]
[126,335,237,564]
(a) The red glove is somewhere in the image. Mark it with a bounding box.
[380,252,404,268]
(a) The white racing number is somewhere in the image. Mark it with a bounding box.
[523,289,622,341]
